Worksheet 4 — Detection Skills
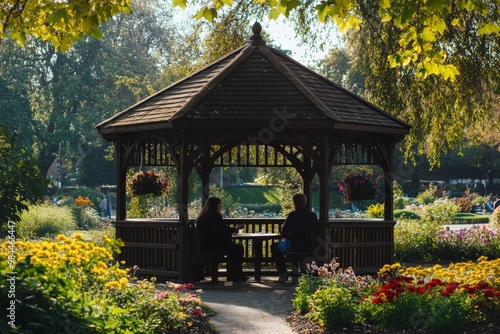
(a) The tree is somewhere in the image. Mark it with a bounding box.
[313,47,363,95]
[0,0,184,184]
[175,0,500,167]
[176,0,500,80]
[347,2,500,166]
[0,0,131,51]
[0,124,46,225]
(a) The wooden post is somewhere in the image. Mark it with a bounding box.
[383,142,395,221]
[318,135,330,222]
[303,156,313,211]
[115,139,127,220]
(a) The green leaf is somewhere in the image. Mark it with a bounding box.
[172,0,187,9]
[315,3,329,22]
[347,15,362,30]
[380,14,392,22]
[270,7,281,19]
[9,31,26,47]
[47,9,67,24]
[477,22,500,35]
[420,29,436,42]
[428,0,445,10]
[379,0,391,10]
[440,64,459,82]
[459,0,474,11]
[387,54,400,68]
[204,8,217,21]
[400,7,416,24]
[91,29,103,39]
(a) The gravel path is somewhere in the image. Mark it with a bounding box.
[196,278,296,334]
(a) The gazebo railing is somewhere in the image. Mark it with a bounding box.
[113,218,395,283]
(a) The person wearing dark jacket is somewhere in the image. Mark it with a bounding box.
[195,196,248,282]
[272,192,318,282]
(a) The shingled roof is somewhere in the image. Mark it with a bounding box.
[96,22,410,137]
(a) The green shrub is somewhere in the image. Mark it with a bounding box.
[491,207,500,227]
[394,209,420,220]
[394,218,441,262]
[414,184,438,205]
[240,202,281,214]
[308,285,356,328]
[367,203,384,218]
[393,196,405,210]
[425,293,472,334]
[420,198,459,225]
[292,273,323,313]
[358,283,472,333]
[454,195,473,212]
[17,203,77,239]
[471,195,489,206]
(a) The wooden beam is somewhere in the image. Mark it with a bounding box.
[319,135,330,222]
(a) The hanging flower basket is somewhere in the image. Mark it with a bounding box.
[128,170,168,197]
[339,170,378,203]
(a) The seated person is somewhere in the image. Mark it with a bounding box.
[271,192,317,282]
[195,196,248,282]
[485,199,495,212]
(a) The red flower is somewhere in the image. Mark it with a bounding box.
[484,289,495,298]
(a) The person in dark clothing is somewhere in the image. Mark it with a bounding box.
[195,196,248,282]
[272,192,318,282]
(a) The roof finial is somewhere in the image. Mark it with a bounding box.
[247,22,266,45]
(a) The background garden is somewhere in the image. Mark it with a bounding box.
[2,0,500,332]
[2,167,500,332]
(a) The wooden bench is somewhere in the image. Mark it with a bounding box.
[190,228,225,283]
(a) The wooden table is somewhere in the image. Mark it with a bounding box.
[232,232,281,282]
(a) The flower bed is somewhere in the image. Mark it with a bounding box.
[0,233,211,333]
[291,257,500,333]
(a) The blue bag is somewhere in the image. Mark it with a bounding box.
[275,239,291,253]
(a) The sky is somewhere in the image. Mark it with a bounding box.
[265,18,326,65]
[171,6,342,67]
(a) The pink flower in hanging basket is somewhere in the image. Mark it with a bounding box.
[339,170,378,203]
[127,170,168,196]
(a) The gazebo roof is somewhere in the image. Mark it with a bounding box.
[96,23,410,138]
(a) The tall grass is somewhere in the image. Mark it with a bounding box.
[18,203,77,240]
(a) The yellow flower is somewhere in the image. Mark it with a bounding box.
[390,263,401,270]
[73,232,84,240]
[104,281,120,289]
[119,277,129,287]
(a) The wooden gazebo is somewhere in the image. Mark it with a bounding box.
[96,23,410,282]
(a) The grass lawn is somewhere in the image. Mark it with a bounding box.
[223,184,346,209]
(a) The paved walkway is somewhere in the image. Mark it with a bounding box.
[195,276,297,334]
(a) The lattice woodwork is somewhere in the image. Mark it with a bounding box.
[330,137,383,165]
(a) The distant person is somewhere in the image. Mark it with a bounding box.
[101,194,111,218]
[485,197,495,212]
[272,193,318,282]
[473,180,485,196]
[494,198,500,210]
[195,197,248,282]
